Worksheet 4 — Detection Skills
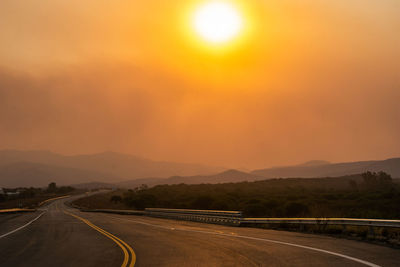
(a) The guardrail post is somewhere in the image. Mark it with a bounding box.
[368,226,375,237]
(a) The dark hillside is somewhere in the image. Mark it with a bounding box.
[99,173,400,219]
[252,158,400,178]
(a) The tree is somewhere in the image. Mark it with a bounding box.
[191,196,214,209]
[285,202,310,217]
[362,171,376,185]
[348,180,358,191]
[362,171,392,190]
[110,195,122,203]
[47,182,57,193]
[377,171,392,183]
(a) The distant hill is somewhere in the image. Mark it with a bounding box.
[0,150,224,187]
[252,158,400,178]
[162,169,264,185]
[298,160,330,167]
[118,177,165,188]
[0,162,113,188]
[1,149,398,188]
[117,169,265,188]
[117,159,400,189]
[70,182,116,190]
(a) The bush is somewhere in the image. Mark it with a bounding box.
[285,202,310,217]
[110,195,122,203]
[119,174,400,219]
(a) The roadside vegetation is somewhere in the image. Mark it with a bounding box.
[72,172,400,246]
[0,182,76,209]
[122,172,399,219]
[74,172,400,219]
[73,190,127,210]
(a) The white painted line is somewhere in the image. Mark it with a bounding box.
[0,212,45,239]
[107,216,380,267]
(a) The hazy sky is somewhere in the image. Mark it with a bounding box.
[0,0,399,168]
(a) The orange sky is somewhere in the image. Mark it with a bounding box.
[0,0,399,168]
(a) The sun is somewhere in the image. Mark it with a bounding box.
[193,1,243,44]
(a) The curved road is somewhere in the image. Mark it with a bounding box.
[0,198,399,266]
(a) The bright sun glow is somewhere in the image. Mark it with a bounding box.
[193,2,243,44]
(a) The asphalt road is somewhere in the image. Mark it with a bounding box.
[0,198,399,267]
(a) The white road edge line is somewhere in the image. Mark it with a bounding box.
[0,212,45,239]
[106,215,380,267]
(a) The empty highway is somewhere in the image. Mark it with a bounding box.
[0,197,399,267]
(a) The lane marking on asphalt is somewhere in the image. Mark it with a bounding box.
[107,215,380,267]
[63,211,136,267]
[39,195,70,207]
[0,212,45,239]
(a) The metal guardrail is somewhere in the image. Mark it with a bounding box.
[145,208,242,225]
[241,218,400,228]
[80,209,145,215]
[70,203,400,231]
[146,208,242,217]
[144,208,400,229]
[0,208,36,214]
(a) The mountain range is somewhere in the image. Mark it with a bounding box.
[0,149,399,188]
[251,158,400,178]
[0,150,223,187]
[116,169,264,188]
[114,158,400,189]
